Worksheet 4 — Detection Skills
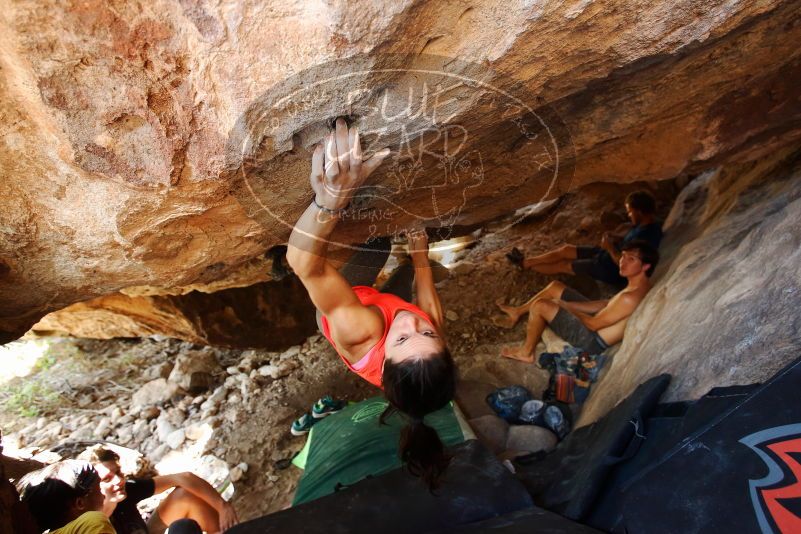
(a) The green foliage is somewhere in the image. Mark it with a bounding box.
[0,380,61,418]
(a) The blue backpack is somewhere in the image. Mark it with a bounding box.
[486,385,533,423]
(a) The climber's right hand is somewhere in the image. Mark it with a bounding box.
[310,117,390,211]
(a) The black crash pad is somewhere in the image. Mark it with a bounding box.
[229,440,533,534]
[438,505,602,533]
[596,355,801,533]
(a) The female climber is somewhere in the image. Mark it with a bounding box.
[286,118,457,489]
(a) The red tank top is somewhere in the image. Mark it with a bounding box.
[320,286,434,388]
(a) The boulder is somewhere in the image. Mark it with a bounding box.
[454,380,498,419]
[131,379,177,408]
[1,0,800,343]
[167,349,220,392]
[506,425,558,453]
[469,415,510,455]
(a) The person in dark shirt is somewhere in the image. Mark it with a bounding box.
[511,190,663,288]
[89,446,237,534]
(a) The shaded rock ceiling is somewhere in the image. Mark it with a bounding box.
[1,0,800,341]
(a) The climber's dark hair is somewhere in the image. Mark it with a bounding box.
[625,190,656,214]
[621,240,660,277]
[380,347,457,491]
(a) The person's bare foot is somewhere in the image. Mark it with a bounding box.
[491,314,517,329]
[495,298,523,325]
[500,344,534,363]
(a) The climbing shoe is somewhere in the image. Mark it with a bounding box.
[505,247,525,269]
[290,413,317,436]
[311,396,346,419]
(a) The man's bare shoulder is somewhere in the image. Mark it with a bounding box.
[612,284,650,307]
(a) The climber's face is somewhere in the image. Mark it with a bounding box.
[385,310,444,363]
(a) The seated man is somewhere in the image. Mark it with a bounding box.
[515,190,662,288]
[496,241,659,361]
[17,459,114,534]
[89,445,237,534]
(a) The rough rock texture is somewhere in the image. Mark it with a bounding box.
[30,276,317,349]
[2,0,801,340]
[579,147,801,425]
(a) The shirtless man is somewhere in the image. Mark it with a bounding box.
[496,240,659,361]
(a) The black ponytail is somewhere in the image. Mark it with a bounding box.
[381,348,457,490]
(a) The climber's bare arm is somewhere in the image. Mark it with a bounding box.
[286,118,389,347]
[570,292,640,331]
[558,299,609,315]
[408,230,446,336]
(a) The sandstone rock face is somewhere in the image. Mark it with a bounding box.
[579,148,801,426]
[1,0,800,341]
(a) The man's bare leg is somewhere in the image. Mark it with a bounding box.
[528,259,575,276]
[150,488,220,534]
[523,244,577,268]
[493,281,566,328]
[501,299,559,362]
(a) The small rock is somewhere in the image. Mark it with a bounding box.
[224,375,242,389]
[36,417,48,430]
[148,444,170,464]
[166,429,186,449]
[229,465,246,482]
[140,406,160,420]
[132,379,177,408]
[168,349,220,392]
[68,424,94,441]
[446,310,459,322]
[280,346,300,360]
[93,417,112,439]
[42,422,63,440]
[132,419,149,442]
[185,422,212,442]
[226,366,240,375]
[506,425,558,454]
[166,408,186,427]
[156,414,176,443]
[116,426,133,444]
[118,414,134,426]
[144,361,175,381]
[257,364,280,378]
